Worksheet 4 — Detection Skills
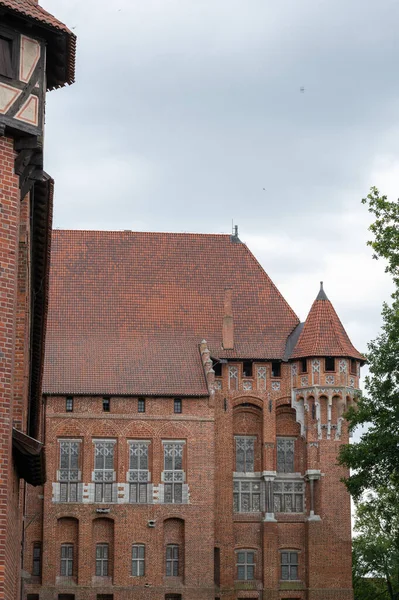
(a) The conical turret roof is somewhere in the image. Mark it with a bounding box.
[290,283,364,361]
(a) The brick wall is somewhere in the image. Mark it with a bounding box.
[24,359,357,599]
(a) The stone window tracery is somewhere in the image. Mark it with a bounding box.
[93,441,116,503]
[233,480,261,512]
[58,440,81,502]
[128,441,150,503]
[163,442,184,503]
[235,437,255,473]
[276,438,295,473]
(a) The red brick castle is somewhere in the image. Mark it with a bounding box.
[24,230,363,600]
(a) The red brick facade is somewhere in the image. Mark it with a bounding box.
[0,1,74,597]
[24,231,361,600]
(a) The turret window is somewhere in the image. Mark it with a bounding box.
[350,359,357,374]
[325,357,335,372]
[300,359,307,373]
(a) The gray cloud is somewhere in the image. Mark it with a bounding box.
[43,0,397,353]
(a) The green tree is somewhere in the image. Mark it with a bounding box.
[352,489,399,600]
[339,187,399,499]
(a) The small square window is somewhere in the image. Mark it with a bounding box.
[138,398,145,413]
[174,398,182,414]
[300,358,307,373]
[271,362,281,377]
[103,398,110,412]
[325,357,335,372]
[66,397,73,412]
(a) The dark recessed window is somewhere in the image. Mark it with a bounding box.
[350,359,357,374]
[102,397,110,412]
[213,360,222,377]
[271,362,281,377]
[174,398,182,414]
[325,357,335,372]
[58,596,75,600]
[27,595,40,600]
[0,35,14,78]
[66,396,73,412]
[243,361,253,377]
[96,596,113,600]
[300,359,307,373]
[138,398,145,413]
[32,542,41,577]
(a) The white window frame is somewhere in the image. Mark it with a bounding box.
[57,439,82,503]
[236,549,255,581]
[92,440,116,503]
[162,441,185,504]
[128,440,151,504]
[132,544,145,576]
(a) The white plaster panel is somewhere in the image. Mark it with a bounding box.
[15,95,39,125]
[0,83,21,114]
[20,35,41,83]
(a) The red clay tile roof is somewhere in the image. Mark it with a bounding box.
[290,283,364,361]
[43,231,300,396]
[0,0,76,88]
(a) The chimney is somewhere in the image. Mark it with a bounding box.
[222,288,234,350]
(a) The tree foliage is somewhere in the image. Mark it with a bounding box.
[339,187,399,499]
[352,489,399,600]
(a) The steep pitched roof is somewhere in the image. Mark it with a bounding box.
[0,0,76,88]
[290,283,364,361]
[43,231,300,396]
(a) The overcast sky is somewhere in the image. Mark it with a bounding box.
[42,0,397,358]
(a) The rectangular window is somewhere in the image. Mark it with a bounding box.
[66,396,73,412]
[58,596,75,600]
[235,437,255,473]
[174,398,182,414]
[60,544,73,577]
[350,359,357,374]
[233,480,261,512]
[281,551,299,580]
[96,596,113,600]
[213,360,222,377]
[166,544,179,576]
[236,550,255,581]
[0,35,13,78]
[96,544,109,576]
[59,440,81,502]
[103,397,110,412]
[132,544,145,576]
[273,481,304,513]
[129,441,150,503]
[94,441,116,502]
[32,542,41,577]
[163,442,184,503]
[276,438,295,473]
[325,357,335,372]
[271,361,281,377]
[243,361,252,377]
[138,398,145,413]
[300,358,307,373]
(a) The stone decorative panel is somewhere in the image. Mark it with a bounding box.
[349,377,355,388]
[214,380,222,390]
[339,360,347,373]
[291,363,297,376]
[229,366,238,390]
[243,381,253,391]
[257,366,266,390]
[271,381,280,391]
[312,359,320,373]
[326,375,335,385]
[301,376,308,387]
